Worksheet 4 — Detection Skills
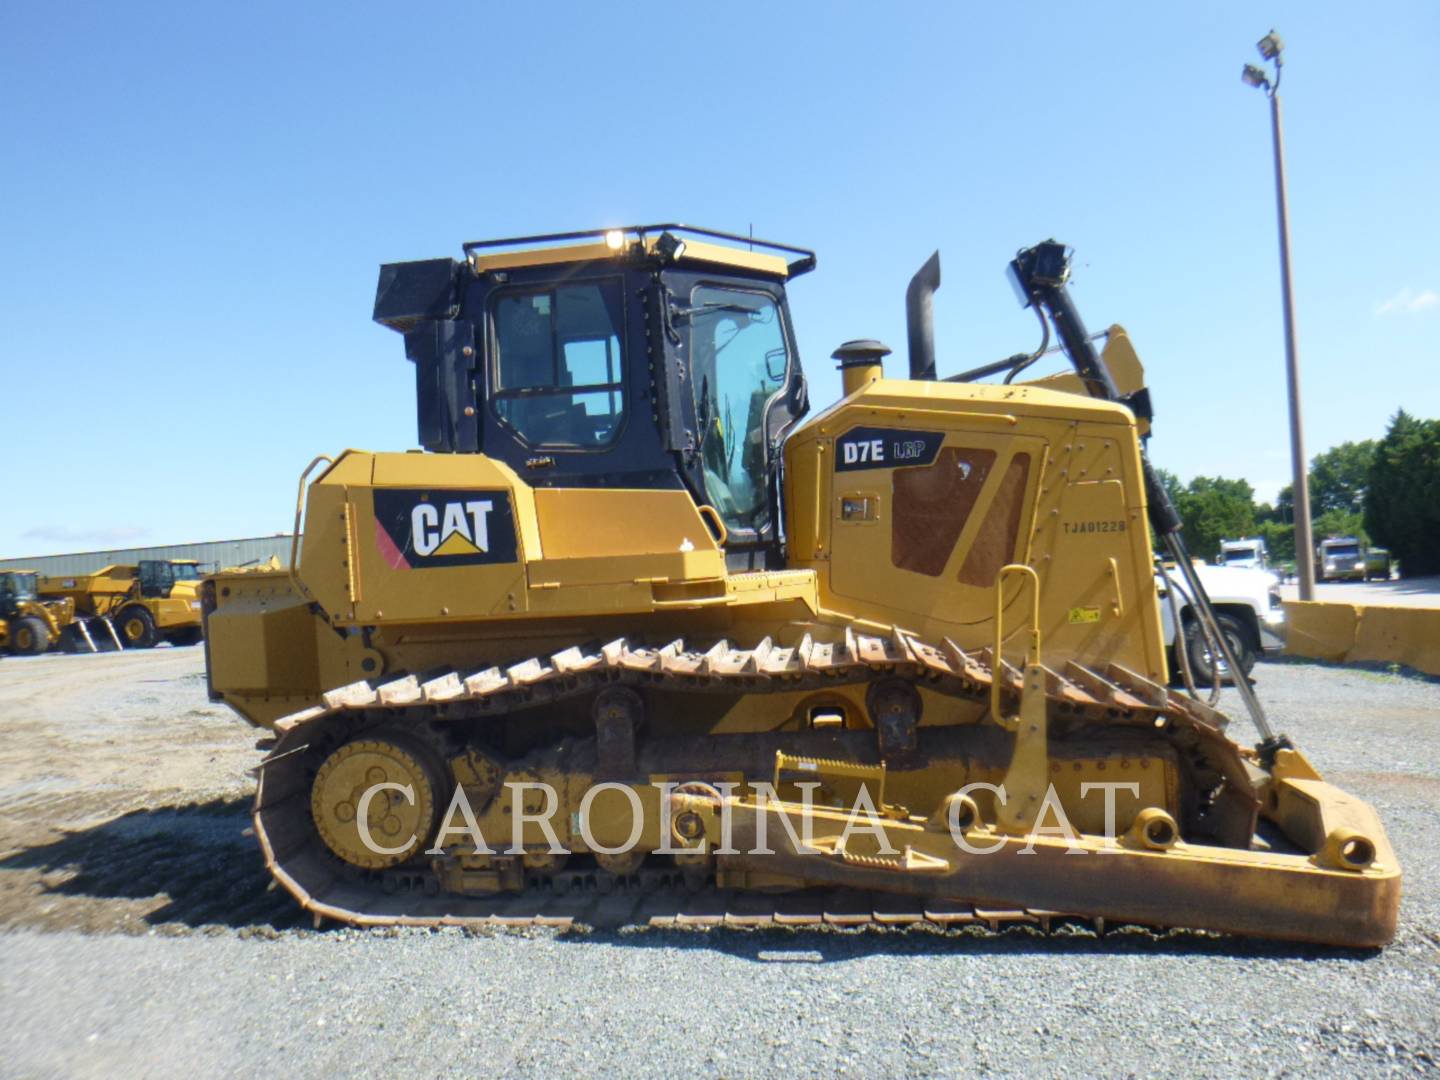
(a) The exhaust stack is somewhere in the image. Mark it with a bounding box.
[905,251,941,380]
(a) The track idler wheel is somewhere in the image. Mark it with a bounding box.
[310,733,445,870]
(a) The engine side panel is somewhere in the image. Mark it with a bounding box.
[784,378,1168,681]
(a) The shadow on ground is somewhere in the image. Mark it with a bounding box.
[0,797,303,932]
[553,918,1377,963]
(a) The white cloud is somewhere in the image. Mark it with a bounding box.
[1374,287,1438,316]
[22,525,149,544]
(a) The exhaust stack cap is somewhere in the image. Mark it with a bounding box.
[832,339,892,369]
[833,340,891,395]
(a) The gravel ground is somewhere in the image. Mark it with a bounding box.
[0,649,1436,1077]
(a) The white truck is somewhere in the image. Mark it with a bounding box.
[1157,561,1285,685]
[1217,536,1269,571]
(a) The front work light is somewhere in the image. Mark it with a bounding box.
[655,231,687,263]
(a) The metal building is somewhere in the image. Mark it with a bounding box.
[0,536,294,577]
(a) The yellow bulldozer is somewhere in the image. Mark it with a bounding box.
[205,226,1398,946]
[42,559,205,649]
[0,570,76,655]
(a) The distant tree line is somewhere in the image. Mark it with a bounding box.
[1155,410,1440,575]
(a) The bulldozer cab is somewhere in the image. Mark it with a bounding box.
[137,560,200,599]
[0,571,40,616]
[374,226,815,567]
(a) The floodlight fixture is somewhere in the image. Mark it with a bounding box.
[1257,31,1284,62]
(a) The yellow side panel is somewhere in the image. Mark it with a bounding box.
[1021,325,1150,436]
[208,590,321,694]
[150,597,201,630]
[296,451,532,625]
[534,488,721,561]
[828,428,1047,626]
[783,378,1167,680]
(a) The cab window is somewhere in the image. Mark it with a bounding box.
[492,280,626,449]
[688,285,788,534]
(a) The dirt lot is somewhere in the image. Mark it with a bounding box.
[0,648,1437,1076]
[0,647,296,935]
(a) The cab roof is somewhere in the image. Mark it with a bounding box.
[462,224,816,280]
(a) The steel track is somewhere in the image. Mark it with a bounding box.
[254,627,1248,932]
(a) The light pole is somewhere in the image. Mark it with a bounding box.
[1244,30,1315,600]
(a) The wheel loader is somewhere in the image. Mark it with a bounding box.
[0,570,75,655]
[41,559,205,649]
[204,225,1399,946]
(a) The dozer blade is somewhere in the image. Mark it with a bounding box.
[670,781,1399,949]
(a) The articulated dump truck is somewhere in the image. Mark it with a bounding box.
[42,560,205,650]
[205,226,1399,945]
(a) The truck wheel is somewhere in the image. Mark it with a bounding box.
[1183,613,1256,686]
[10,616,51,656]
[117,607,158,649]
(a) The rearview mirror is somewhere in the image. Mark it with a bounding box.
[765,347,787,382]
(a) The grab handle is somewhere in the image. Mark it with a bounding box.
[990,564,1042,725]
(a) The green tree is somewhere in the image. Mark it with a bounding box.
[1365,410,1440,575]
[1255,518,1295,562]
[1148,467,1183,552]
[1310,440,1376,515]
[1154,467,1184,512]
[1312,507,1367,545]
[1174,476,1257,562]
[1273,484,1293,521]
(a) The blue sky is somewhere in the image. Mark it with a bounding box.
[2,2,1436,557]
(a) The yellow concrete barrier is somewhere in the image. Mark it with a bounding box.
[1283,601,1359,664]
[1284,600,1440,676]
[1350,606,1440,676]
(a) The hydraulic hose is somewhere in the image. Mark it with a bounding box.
[1013,241,1277,743]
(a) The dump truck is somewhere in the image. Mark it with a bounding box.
[205,225,1398,946]
[42,560,205,648]
[0,570,76,655]
[1316,537,1367,582]
[1364,547,1394,581]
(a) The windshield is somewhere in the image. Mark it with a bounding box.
[1324,544,1360,558]
[687,285,789,535]
[1,573,38,600]
[1221,543,1261,564]
[170,563,201,580]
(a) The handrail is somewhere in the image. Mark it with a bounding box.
[695,504,729,548]
[461,223,817,276]
[990,564,1042,725]
[288,455,334,605]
